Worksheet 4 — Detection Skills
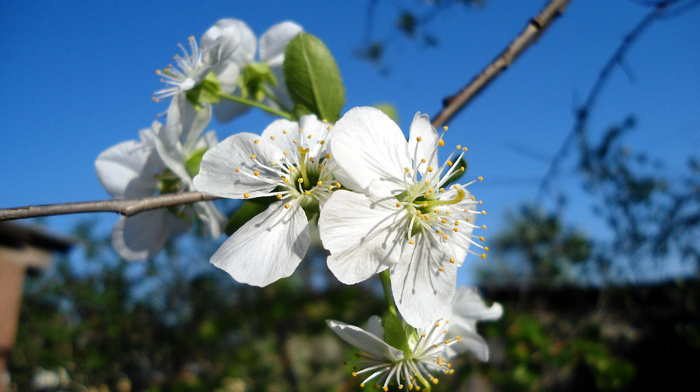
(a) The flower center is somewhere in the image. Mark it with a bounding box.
[395,127,489,261]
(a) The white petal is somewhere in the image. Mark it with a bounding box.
[259,21,303,64]
[194,132,283,199]
[330,107,411,193]
[391,235,457,328]
[319,190,405,284]
[193,200,225,238]
[445,191,480,266]
[407,112,439,177]
[453,287,503,322]
[445,329,490,361]
[365,315,385,339]
[260,118,301,162]
[95,140,161,199]
[210,201,310,287]
[201,19,246,62]
[326,320,404,362]
[111,210,189,261]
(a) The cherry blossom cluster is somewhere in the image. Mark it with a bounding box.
[95,17,501,390]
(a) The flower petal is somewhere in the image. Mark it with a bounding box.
[407,112,439,177]
[259,21,303,64]
[330,107,411,193]
[445,329,490,361]
[326,320,404,362]
[111,210,189,261]
[193,200,225,238]
[194,132,283,199]
[210,200,310,287]
[95,139,161,199]
[452,286,503,323]
[320,190,405,284]
[390,235,457,328]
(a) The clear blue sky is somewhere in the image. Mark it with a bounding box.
[1,0,698,284]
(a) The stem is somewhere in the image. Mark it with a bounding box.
[218,92,294,120]
[431,0,570,128]
[379,270,397,316]
[0,192,220,221]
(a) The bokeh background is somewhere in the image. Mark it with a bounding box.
[1,0,699,391]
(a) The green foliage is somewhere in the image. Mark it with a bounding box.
[283,33,345,122]
[381,312,412,357]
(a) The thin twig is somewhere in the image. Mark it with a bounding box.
[0,192,220,222]
[534,0,693,201]
[431,0,571,127]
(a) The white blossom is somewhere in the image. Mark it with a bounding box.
[445,286,503,361]
[193,115,337,286]
[319,107,487,328]
[327,316,459,391]
[95,107,224,261]
[204,20,303,123]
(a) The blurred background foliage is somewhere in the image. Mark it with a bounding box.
[8,0,700,390]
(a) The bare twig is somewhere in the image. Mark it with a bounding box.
[534,0,695,201]
[431,0,571,127]
[0,192,220,222]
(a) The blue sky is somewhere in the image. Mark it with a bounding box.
[1,0,698,284]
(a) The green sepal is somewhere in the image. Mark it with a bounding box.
[283,33,345,122]
[185,72,221,108]
[224,197,277,236]
[237,62,277,102]
[381,312,413,358]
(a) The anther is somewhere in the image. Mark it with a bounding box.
[253,171,259,176]
[481,254,487,259]
[484,247,490,251]
[270,136,275,140]
[317,181,323,186]
[439,266,444,272]
[235,168,240,172]
[284,203,290,209]
[478,176,483,181]
[250,154,257,159]
[479,236,485,241]
[427,167,434,172]
[244,193,250,199]
[439,139,445,147]
[326,153,331,159]
[449,258,455,264]
[254,139,260,144]
[481,210,487,215]
[276,194,283,199]
[416,136,422,142]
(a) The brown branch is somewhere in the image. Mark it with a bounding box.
[431,0,571,128]
[0,192,220,222]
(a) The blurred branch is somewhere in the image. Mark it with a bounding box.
[0,192,220,222]
[535,0,697,201]
[431,0,571,127]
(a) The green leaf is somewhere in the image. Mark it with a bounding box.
[224,197,277,236]
[381,312,412,357]
[283,33,345,122]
